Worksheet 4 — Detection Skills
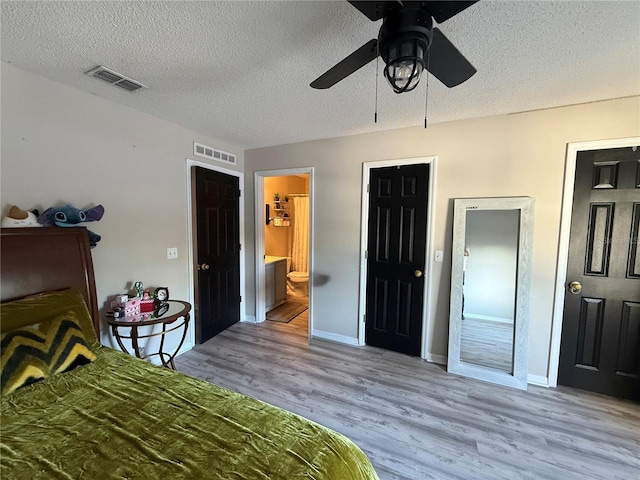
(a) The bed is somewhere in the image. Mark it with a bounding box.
[0,227,379,480]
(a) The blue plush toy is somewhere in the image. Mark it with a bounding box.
[39,204,105,247]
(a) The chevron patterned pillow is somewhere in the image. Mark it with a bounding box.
[1,312,97,396]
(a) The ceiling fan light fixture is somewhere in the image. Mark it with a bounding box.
[383,38,426,93]
[378,6,432,95]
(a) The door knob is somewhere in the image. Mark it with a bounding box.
[569,281,582,294]
[199,263,210,271]
[414,270,423,278]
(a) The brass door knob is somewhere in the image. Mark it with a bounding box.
[200,263,210,271]
[569,281,582,294]
[414,270,423,278]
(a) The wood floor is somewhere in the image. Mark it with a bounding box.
[175,312,640,480]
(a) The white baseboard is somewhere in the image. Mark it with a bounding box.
[426,353,447,365]
[242,315,257,324]
[311,329,361,346]
[527,374,549,387]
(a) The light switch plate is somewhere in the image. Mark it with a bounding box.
[167,247,178,259]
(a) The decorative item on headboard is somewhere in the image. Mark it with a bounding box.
[1,205,42,227]
[38,204,105,247]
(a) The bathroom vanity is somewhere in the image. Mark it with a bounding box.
[265,256,287,311]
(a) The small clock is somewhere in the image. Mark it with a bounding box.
[154,287,169,302]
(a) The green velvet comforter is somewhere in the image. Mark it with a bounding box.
[1,347,379,480]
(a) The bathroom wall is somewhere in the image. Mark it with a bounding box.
[264,175,308,258]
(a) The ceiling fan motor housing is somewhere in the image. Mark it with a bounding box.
[378,7,433,64]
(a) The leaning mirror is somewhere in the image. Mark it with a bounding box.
[447,197,534,390]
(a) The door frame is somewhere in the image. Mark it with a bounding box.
[254,167,314,340]
[548,136,640,387]
[186,158,246,349]
[359,156,437,357]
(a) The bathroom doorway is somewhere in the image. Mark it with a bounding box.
[254,168,313,338]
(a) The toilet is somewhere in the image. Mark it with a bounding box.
[286,258,309,298]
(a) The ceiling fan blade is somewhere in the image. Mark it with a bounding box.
[310,39,378,89]
[426,28,476,87]
[422,1,478,24]
[347,1,402,22]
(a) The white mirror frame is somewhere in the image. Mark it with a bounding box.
[447,197,534,390]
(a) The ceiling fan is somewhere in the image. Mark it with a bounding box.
[311,1,478,94]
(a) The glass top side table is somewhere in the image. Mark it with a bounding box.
[105,300,191,370]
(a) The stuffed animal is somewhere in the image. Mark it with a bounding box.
[39,204,105,247]
[1,205,42,227]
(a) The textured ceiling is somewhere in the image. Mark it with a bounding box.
[2,1,639,149]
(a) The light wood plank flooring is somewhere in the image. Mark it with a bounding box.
[175,312,639,480]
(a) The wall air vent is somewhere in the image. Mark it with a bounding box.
[85,66,148,92]
[194,142,236,165]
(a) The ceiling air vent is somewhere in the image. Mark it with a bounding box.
[85,66,148,92]
[194,142,236,165]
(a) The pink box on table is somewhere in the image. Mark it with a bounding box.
[123,297,140,315]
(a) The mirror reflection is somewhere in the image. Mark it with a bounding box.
[448,196,533,390]
[460,209,520,373]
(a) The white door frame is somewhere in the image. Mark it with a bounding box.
[254,167,314,340]
[359,156,437,358]
[548,136,640,387]
[185,158,245,350]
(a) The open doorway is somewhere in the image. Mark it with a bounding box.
[255,168,313,339]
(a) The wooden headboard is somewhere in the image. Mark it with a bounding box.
[1,227,100,333]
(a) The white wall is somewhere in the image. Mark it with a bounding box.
[464,209,519,323]
[244,95,640,381]
[0,64,244,354]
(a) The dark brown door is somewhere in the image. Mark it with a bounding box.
[365,164,429,356]
[194,167,241,344]
[558,147,640,400]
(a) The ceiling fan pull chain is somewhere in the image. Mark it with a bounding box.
[424,46,431,129]
[374,52,380,123]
